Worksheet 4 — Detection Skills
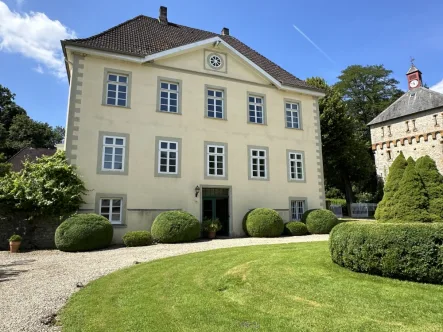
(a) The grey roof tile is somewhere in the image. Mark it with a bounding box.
[368,87,443,126]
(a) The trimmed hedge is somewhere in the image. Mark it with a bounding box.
[245,208,284,237]
[329,222,443,284]
[306,209,338,234]
[242,209,255,235]
[284,221,308,236]
[301,209,318,223]
[55,214,113,252]
[151,211,200,243]
[122,231,153,247]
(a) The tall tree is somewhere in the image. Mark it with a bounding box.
[306,77,374,208]
[334,65,403,142]
[416,156,443,219]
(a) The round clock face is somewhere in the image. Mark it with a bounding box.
[410,79,419,88]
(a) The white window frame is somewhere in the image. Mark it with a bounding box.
[288,152,304,181]
[250,148,267,179]
[159,81,179,113]
[285,102,300,129]
[158,140,179,175]
[207,144,225,177]
[106,73,129,107]
[102,136,126,172]
[207,89,224,119]
[99,198,123,224]
[290,200,305,221]
[248,94,265,124]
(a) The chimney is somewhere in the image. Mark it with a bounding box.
[221,27,229,36]
[159,6,168,24]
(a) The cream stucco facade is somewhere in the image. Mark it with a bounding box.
[64,42,325,242]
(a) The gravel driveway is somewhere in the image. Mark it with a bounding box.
[0,235,328,332]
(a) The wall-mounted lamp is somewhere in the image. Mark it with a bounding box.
[194,185,200,198]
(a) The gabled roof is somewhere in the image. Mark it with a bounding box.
[406,64,420,74]
[7,148,56,172]
[61,15,322,93]
[368,87,443,126]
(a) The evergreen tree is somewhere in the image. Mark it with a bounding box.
[390,157,431,223]
[375,152,407,221]
[416,156,443,220]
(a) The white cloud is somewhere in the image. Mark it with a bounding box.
[0,1,76,78]
[33,64,44,74]
[15,0,25,7]
[430,79,443,94]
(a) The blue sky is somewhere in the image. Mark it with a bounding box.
[1,0,443,127]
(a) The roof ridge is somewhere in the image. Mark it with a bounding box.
[65,15,146,42]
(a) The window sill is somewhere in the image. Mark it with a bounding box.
[111,223,127,228]
[249,177,270,181]
[204,116,227,121]
[156,110,182,115]
[285,127,303,131]
[154,173,181,178]
[288,179,307,183]
[204,175,229,180]
[97,170,128,176]
[247,122,267,126]
[101,103,131,109]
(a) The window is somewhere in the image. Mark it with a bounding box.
[205,142,228,179]
[288,151,304,181]
[206,88,224,119]
[290,200,305,221]
[100,198,123,224]
[208,54,223,69]
[155,137,181,178]
[387,125,392,136]
[102,136,126,171]
[159,81,179,113]
[387,150,392,160]
[248,147,268,180]
[248,94,265,124]
[105,72,129,107]
[285,101,301,129]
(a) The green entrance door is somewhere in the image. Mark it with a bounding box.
[202,188,230,236]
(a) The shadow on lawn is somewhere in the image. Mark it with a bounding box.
[0,259,35,282]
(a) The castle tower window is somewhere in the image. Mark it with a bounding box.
[412,119,417,131]
[387,150,392,160]
[387,125,392,136]
[381,126,384,137]
[434,114,439,127]
[405,121,410,132]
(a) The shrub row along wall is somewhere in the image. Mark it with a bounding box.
[329,222,443,284]
[0,214,62,250]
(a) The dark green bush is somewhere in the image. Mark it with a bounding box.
[9,234,22,242]
[306,209,338,234]
[122,231,153,247]
[284,221,308,236]
[151,211,200,243]
[329,222,443,284]
[301,209,318,223]
[242,209,255,235]
[55,214,113,252]
[245,208,284,237]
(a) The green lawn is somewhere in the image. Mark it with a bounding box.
[59,242,443,332]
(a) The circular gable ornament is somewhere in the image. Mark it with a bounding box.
[208,53,224,69]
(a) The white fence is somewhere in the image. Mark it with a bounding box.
[350,203,377,218]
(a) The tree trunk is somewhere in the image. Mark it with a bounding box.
[342,174,354,216]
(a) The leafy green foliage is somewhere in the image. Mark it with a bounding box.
[122,231,153,247]
[55,214,113,252]
[242,209,255,234]
[0,151,86,217]
[244,208,284,237]
[389,157,431,222]
[284,221,308,236]
[416,156,443,219]
[330,222,443,284]
[375,152,407,221]
[9,234,22,242]
[151,211,200,243]
[0,153,11,177]
[306,209,339,234]
[202,219,222,232]
[0,84,64,158]
[301,209,318,223]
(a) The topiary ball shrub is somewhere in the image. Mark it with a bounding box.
[284,221,308,236]
[306,209,338,234]
[301,209,318,223]
[122,231,153,247]
[245,208,284,237]
[242,209,255,235]
[55,214,113,252]
[151,211,200,243]
[329,222,443,284]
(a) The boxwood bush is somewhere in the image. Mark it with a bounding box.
[242,209,255,235]
[151,211,200,243]
[301,209,318,223]
[306,209,338,234]
[55,214,113,252]
[329,222,443,284]
[245,208,284,237]
[284,221,308,236]
[122,231,153,247]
